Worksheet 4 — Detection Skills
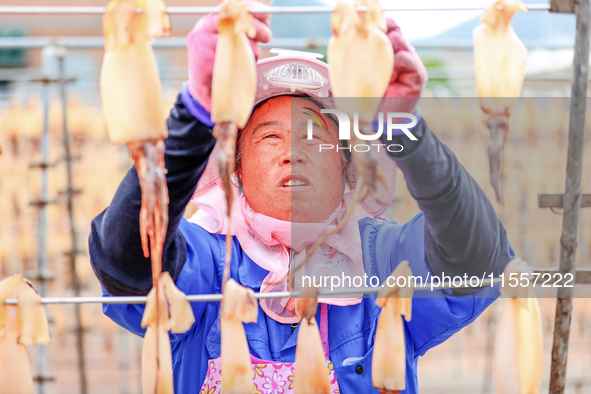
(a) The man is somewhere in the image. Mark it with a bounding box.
[89,8,513,394]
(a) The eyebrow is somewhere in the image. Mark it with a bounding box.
[251,120,284,137]
[293,120,329,134]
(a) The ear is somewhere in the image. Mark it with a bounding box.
[235,167,243,188]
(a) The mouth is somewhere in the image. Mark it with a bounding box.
[279,175,312,192]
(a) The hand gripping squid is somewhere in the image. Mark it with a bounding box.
[0,275,50,394]
[293,287,331,394]
[372,261,414,394]
[288,0,395,277]
[100,1,195,392]
[211,0,258,288]
[328,0,394,203]
[493,258,543,394]
[473,0,527,204]
[220,279,258,393]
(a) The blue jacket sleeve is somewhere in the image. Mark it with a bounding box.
[88,92,216,297]
[360,214,515,356]
[101,219,223,342]
[382,117,511,293]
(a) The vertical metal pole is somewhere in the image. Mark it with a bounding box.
[118,329,129,394]
[549,0,590,392]
[57,48,88,394]
[480,307,496,394]
[35,78,51,394]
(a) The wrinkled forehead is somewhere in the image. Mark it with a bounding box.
[246,94,337,131]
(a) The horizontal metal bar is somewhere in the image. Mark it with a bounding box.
[58,188,83,196]
[5,268,589,306]
[29,161,58,169]
[3,278,503,305]
[0,37,575,51]
[0,276,543,306]
[28,199,58,207]
[63,250,88,257]
[24,271,55,283]
[538,193,591,208]
[32,374,56,383]
[535,268,591,284]
[0,6,106,14]
[0,4,551,15]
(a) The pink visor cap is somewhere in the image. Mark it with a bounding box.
[254,48,332,105]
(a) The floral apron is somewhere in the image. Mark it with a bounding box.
[200,304,340,394]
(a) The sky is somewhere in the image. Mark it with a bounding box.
[321,0,496,40]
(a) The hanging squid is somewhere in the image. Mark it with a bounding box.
[328,0,394,201]
[220,279,258,393]
[285,0,395,273]
[293,287,331,394]
[100,1,195,393]
[101,0,171,267]
[141,272,195,394]
[0,275,51,394]
[211,0,258,287]
[473,0,527,204]
[372,261,414,394]
[493,258,543,394]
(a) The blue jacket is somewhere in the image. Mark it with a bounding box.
[90,88,513,393]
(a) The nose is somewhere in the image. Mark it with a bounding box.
[278,138,306,166]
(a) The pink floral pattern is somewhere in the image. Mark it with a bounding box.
[327,360,336,382]
[262,371,287,394]
[288,367,295,390]
[199,384,216,394]
[200,356,340,393]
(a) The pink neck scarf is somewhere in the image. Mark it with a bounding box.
[189,147,397,323]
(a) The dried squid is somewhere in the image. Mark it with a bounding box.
[220,279,258,393]
[211,0,258,287]
[0,275,50,394]
[293,287,331,394]
[141,272,195,393]
[100,1,194,392]
[287,0,395,279]
[372,261,413,394]
[101,0,171,265]
[473,0,527,204]
[285,0,395,275]
[493,258,543,394]
[328,0,394,201]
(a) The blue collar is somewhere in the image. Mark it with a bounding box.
[235,248,270,290]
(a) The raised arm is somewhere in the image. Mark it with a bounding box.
[89,10,271,296]
[385,119,511,289]
[379,20,510,292]
[89,92,216,296]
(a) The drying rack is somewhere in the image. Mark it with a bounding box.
[0,1,588,393]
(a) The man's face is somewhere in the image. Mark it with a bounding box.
[238,96,344,223]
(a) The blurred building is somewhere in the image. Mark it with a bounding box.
[0,2,589,394]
